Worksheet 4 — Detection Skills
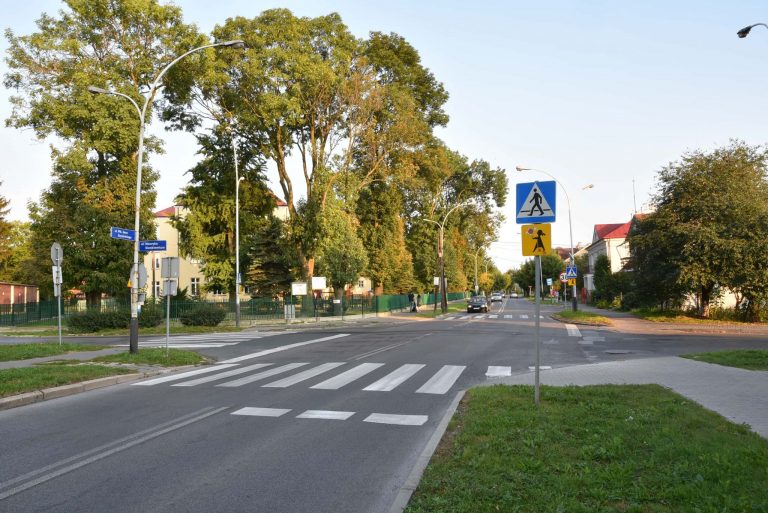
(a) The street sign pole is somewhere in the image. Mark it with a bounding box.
[166,284,170,357]
[50,242,63,346]
[534,254,542,407]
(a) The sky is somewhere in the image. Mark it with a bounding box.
[2,0,768,271]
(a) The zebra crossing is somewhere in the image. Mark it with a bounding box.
[443,313,545,321]
[134,360,469,395]
[117,331,288,349]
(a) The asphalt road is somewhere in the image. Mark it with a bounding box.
[1,298,766,512]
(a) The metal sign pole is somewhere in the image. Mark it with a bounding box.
[57,287,62,346]
[534,254,542,407]
[165,283,170,357]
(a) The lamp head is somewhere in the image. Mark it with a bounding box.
[515,166,529,172]
[87,85,109,95]
[221,40,246,49]
[737,25,753,38]
[582,184,594,190]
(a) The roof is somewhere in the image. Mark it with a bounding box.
[154,206,176,218]
[594,222,630,241]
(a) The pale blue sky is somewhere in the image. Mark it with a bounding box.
[2,1,767,270]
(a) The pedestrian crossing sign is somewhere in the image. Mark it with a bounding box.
[516,181,556,224]
[565,265,577,279]
[521,223,551,256]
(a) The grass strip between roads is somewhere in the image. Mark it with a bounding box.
[0,365,134,398]
[92,348,206,367]
[416,302,468,319]
[405,384,768,513]
[681,349,768,371]
[0,343,108,362]
[552,310,612,325]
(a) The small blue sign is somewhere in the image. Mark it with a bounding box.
[139,240,167,252]
[110,227,136,241]
[565,265,578,279]
[516,181,557,224]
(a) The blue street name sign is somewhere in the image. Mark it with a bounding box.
[139,240,167,252]
[110,227,136,241]
[565,265,578,279]
[516,181,557,224]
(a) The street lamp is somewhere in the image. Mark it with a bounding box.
[474,247,482,295]
[89,39,245,353]
[516,166,591,312]
[737,23,768,38]
[420,202,467,313]
[233,134,245,327]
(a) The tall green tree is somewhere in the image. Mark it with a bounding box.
[245,216,295,297]
[0,221,33,284]
[0,183,11,267]
[4,0,203,304]
[631,141,768,318]
[316,202,368,303]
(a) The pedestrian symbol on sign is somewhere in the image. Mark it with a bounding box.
[516,181,556,223]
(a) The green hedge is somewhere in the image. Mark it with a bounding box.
[179,304,226,326]
[67,306,163,333]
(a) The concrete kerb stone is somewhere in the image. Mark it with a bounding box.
[0,364,197,412]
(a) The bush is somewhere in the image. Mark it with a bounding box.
[139,304,163,328]
[67,310,130,333]
[179,304,227,326]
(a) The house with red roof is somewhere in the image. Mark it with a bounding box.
[582,218,634,296]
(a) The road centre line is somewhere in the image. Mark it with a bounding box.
[133,364,239,386]
[220,334,350,364]
[0,407,227,501]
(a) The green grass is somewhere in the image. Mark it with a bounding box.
[0,365,133,397]
[0,329,68,337]
[416,301,470,319]
[552,310,612,325]
[92,325,243,336]
[406,385,768,513]
[631,308,766,325]
[681,350,768,371]
[0,343,108,362]
[92,348,206,366]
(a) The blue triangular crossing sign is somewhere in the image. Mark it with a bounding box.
[565,266,577,279]
[516,181,556,224]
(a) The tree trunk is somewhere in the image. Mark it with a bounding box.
[699,285,711,318]
[375,282,384,296]
[86,290,101,309]
[333,286,344,316]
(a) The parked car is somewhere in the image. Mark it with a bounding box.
[490,292,503,302]
[510,292,519,298]
[467,295,489,313]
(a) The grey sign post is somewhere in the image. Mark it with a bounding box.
[50,242,63,346]
[161,257,180,356]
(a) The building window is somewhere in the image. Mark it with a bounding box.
[154,281,161,298]
[358,280,365,288]
[155,257,160,269]
[190,278,200,296]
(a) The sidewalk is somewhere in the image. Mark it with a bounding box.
[498,356,768,439]
[0,347,125,370]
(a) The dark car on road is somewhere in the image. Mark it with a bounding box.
[467,295,489,313]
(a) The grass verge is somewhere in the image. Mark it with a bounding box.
[552,310,612,325]
[630,308,766,325]
[405,384,768,513]
[416,301,470,319]
[92,325,243,336]
[0,365,133,398]
[681,349,768,371]
[0,343,108,362]
[92,348,206,367]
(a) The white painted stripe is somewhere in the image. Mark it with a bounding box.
[217,363,309,387]
[488,314,498,319]
[172,363,273,387]
[565,324,581,337]
[474,315,485,320]
[363,364,425,392]
[262,362,346,388]
[528,365,553,370]
[504,315,515,319]
[578,340,594,345]
[486,366,512,377]
[231,407,291,417]
[363,413,428,426]
[220,334,350,363]
[444,317,455,321]
[310,363,385,390]
[142,343,237,348]
[132,364,239,386]
[416,365,466,394]
[296,410,355,420]
[520,314,529,319]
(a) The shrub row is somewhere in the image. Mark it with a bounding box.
[179,304,226,326]
[67,305,164,333]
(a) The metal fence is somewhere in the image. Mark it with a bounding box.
[0,292,469,327]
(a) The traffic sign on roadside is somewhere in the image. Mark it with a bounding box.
[516,181,556,224]
[111,227,136,241]
[560,272,567,283]
[50,242,63,265]
[565,265,577,279]
[521,223,552,256]
[140,240,167,252]
[567,278,577,286]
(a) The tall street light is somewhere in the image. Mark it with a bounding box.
[89,39,245,353]
[516,166,593,312]
[474,247,482,295]
[233,133,245,328]
[420,202,467,313]
[737,23,768,38]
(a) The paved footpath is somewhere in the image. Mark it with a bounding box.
[500,356,768,439]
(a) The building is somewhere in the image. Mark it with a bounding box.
[0,281,39,305]
[142,199,291,300]
[582,220,633,295]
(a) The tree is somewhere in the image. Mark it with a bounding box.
[245,216,296,297]
[631,141,768,318]
[4,0,203,304]
[0,221,33,284]
[173,129,274,299]
[0,184,11,266]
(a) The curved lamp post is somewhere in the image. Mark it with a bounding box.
[89,39,245,353]
[420,202,467,313]
[737,23,768,38]
[516,166,593,312]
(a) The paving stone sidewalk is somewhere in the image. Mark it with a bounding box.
[498,356,768,439]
